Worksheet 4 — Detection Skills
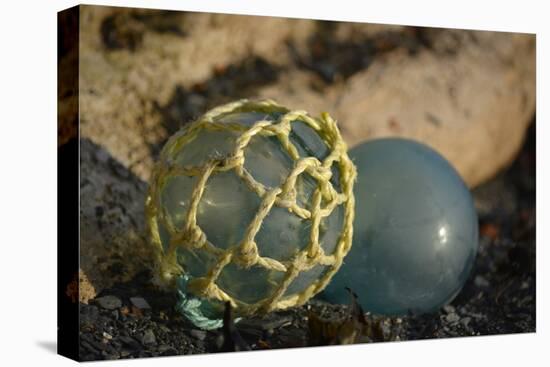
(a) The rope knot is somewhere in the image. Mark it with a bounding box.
[185,226,206,248]
[315,165,332,181]
[233,242,259,268]
[223,154,244,170]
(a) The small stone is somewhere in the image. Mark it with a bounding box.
[101,350,120,360]
[130,306,143,318]
[381,322,392,336]
[86,338,108,351]
[95,295,122,310]
[158,324,171,333]
[193,339,205,350]
[237,316,293,331]
[474,275,490,287]
[470,312,484,320]
[80,305,99,325]
[461,317,472,328]
[142,329,157,345]
[158,345,177,355]
[190,329,207,341]
[157,344,172,353]
[443,305,455,314]
[110,340,121,348]
[445,313,460,323]
[215,334,225,350]
[81,340,100,354]
[118,336,141,350]
[102,331,113,340]
[130,296,151,310]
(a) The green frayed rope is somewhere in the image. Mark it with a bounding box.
[175,275,242,330]
[175,275,224,330]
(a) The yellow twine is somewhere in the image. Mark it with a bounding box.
[146,99,357,316]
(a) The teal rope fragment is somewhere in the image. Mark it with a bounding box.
[175,275,241,330]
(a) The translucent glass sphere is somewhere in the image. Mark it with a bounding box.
[156,110,346,309]
[321,138,478,315]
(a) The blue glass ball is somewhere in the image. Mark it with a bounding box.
[321,138,478,315]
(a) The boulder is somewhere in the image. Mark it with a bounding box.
[79,138,152,301]
[257,29,535,187]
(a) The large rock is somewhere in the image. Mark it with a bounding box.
[79,139,152,301]
[257,29,535,187]
[79,5,316,181]
[336,30,535,187]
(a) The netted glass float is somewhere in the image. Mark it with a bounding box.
[146,99,356,327]
[321,138,478,315]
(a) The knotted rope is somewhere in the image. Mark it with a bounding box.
[146,99,356,316]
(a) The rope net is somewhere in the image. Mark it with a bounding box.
[146,99,357,316]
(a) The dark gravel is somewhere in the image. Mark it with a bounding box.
[79,122,535,361]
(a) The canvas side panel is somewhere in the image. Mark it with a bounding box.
[57,4,80,361]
